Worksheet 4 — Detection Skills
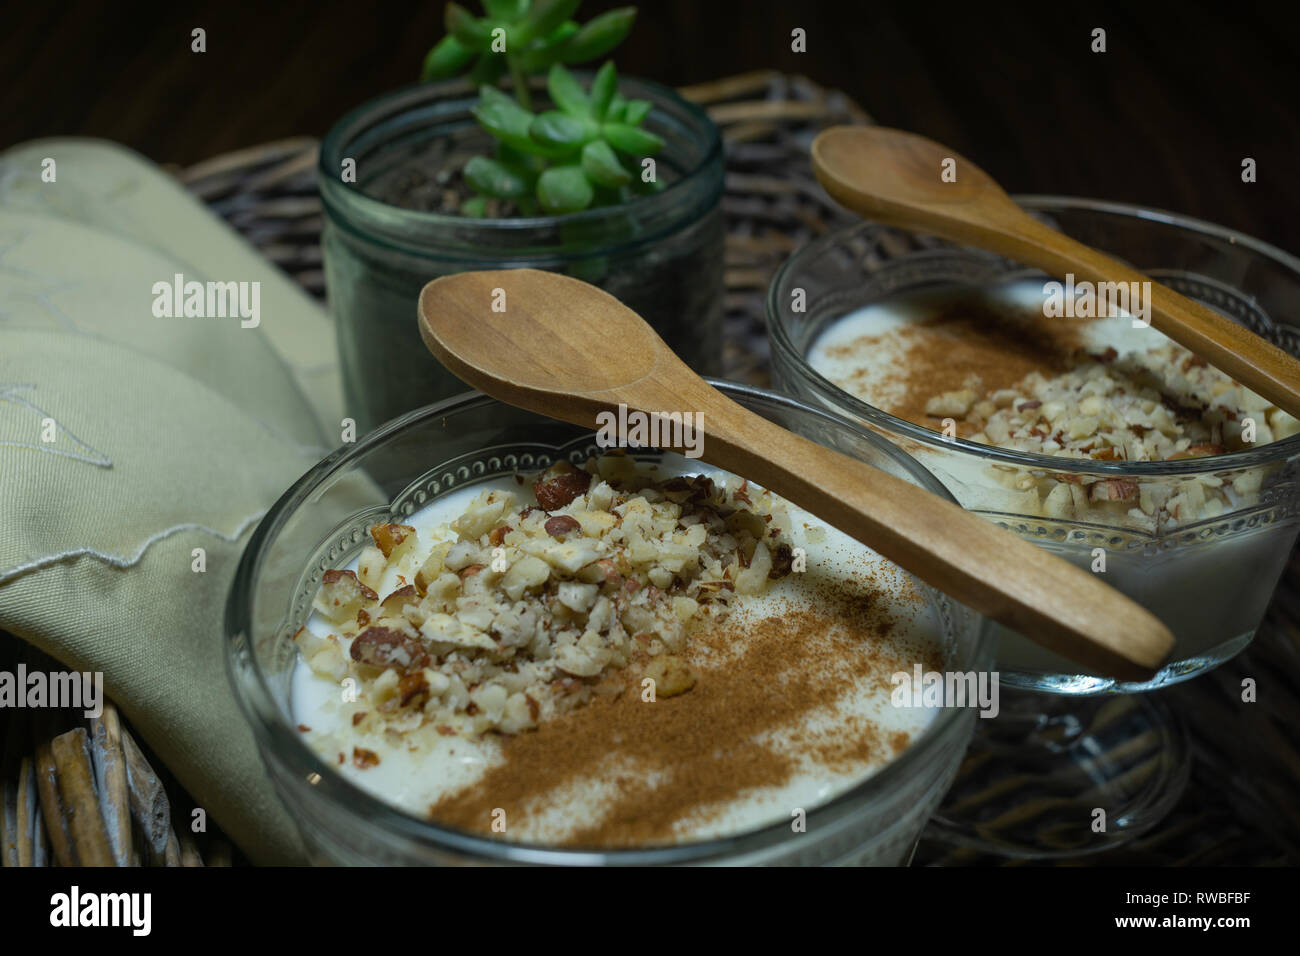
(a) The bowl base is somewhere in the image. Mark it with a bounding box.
[918,689,1190,860]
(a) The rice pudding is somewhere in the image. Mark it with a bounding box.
[290,454,946,847]
[807,280,1300,679]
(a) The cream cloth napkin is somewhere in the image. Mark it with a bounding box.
[0,138,346,864]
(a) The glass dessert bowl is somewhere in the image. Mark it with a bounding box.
[768,197,1300,694]
[225,384,994,865]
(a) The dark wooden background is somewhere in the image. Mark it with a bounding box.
[4,0,1297,253]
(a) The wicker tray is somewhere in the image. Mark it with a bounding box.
[4,71,1297,867]
[0,642,234,866]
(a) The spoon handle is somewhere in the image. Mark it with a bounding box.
[695,392,1172,680]
[992,211,1300,420]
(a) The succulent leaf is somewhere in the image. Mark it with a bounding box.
[621,98,651,126]
[557,7,636,63]
[423,2,651,216]
[537,164,594,213]
[603,122,664,156]
[464,156,532,198]
[522,0,582,44]
[446,3,490,49]
[422,34,475,80]
[581,140,632,188]
[529,110,593,152]
[588,61,618,121]
[547,63,590,117]
[473,85,537,151]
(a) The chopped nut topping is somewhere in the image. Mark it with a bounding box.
[301,458,797,739]
[916,340,1300,529]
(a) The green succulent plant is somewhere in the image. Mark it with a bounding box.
[421,1,664,217]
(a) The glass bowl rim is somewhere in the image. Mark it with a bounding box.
[317,73,724,235]
[765,194,1300,477]
[225,381,995,865]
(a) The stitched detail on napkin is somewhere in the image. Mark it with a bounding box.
[0,383,113,467]
[0,510,266,586]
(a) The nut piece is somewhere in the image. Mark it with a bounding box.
[349,625,430,672]
[370,523,416,559]
[925,389,976,418]
[544,514,582,537]
[380,584,419,618]
[313,569,377,624]
[534,465,591,511]
[644,656,698,698]
[398,671,431,708]
[1090,478,1139,502]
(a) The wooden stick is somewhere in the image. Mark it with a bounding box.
[244,147,319,193]
[677,70,779,105]
[164,829,181,867]
[710,100,836,125]
[723,121,779,145]
[33,728,76,866]
[120,729,173,865]
[31,782,48,867]
[50,728,115,867]
[88,703,131,866]
[21,758,49,867]
[176,136,318,185]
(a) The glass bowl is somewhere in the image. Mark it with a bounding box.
[767,196,1300,693]
[225,383,994,866]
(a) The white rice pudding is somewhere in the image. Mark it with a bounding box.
[291,454,946,847]
[808,280,1298,676]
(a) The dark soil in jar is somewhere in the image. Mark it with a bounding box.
[365,126,522,217]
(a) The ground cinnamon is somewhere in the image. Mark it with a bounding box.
[426,572,943,848]
[824,297,1086,434]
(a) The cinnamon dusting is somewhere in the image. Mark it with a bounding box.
[426,575,943,848]
[824,299,1085,434]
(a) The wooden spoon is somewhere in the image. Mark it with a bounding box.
[811,125,1300,420]
[418,268,1173,680]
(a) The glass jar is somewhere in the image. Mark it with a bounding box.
[767,196,1300,693]
[319,76,725,435]
[225,384,994,865]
